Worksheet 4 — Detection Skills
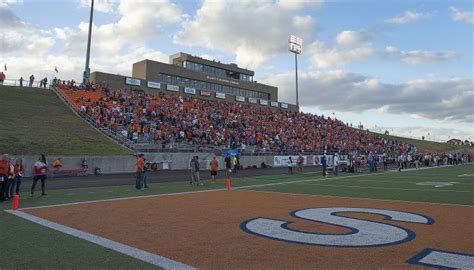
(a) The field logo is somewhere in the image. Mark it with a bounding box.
[416,182,457,188]
[241,207,433,247]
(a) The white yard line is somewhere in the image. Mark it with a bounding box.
[5,210,195,270]
[294,183,472,193]
[242,190,474,208]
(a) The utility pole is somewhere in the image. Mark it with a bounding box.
[83,0,94,85]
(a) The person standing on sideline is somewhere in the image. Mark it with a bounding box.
[232,155,238,173]
[0,72,6,85]
[0,154,11,201]
[321,153,327,177]
[210,156,219,184]
[190,156,201,186]
[287,156,293,174]
[224,154,232,179]
[333,153,339,176]
[143,159,150,189]
[19,76,24,87]
[13,159,24,196]
[297,154,304,174]
[31,154,48,196]
[29,74,35,87]
[135,154,145,190]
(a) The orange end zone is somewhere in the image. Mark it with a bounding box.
[23,190,474,269]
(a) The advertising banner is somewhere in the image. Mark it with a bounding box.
[166,84,179,92]
[281,103,289,109]
[271,101,279,107]
[260,99,269,105]
[147,81,161,89]
[215,92,226,99]
[201,90,211,97]
[273,155,307,167]
[125,77,141,86]
[236,96,245,102]
[249,97,258,104]
[184,87,196,94]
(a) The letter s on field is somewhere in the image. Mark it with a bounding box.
[241,207,433,247]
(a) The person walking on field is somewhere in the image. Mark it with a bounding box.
[210,156,219,184]
[0,154,11,201]
[287,156,293,174]
[31,154,48,196]
[135,154,145,190]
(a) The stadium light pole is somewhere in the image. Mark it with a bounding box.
[289,35,302,109]
[83,0,94,85]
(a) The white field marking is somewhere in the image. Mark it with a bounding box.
[458,174,474,177]
[341,179,474,186]
[242,189,474,208]
[295,183,471,193]
[16,163,460,211]
[5,210,195,270]
[416,182,458,188]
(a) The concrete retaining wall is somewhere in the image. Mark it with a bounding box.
[9,153,275,177]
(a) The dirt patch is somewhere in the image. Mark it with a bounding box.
[25,190,474,269]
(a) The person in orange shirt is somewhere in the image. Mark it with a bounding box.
[209,156,219,184]
[135,154,145,190]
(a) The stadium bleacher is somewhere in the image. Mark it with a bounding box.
[55,82,415,156]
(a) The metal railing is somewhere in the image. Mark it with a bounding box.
[0,78,48,88]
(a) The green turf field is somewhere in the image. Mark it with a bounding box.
[0,165,472,269]
[0,85,131,156]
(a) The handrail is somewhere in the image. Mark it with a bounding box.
[1,78,48,88]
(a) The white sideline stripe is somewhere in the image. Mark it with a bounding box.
[296,183,472,193]
[5,210,195,270]
[17,163,462,211]
[243,190,474,208]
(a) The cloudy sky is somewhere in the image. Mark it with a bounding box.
[1,0,473,142]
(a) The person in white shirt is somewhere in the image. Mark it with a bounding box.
[287,157,293,174]
[333,153,339,176]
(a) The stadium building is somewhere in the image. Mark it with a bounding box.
[90,52,297,111]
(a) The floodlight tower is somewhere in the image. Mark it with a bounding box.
[83,0,94,85]
[289,35,303,109]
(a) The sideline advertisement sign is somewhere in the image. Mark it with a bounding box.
[281,103,289,109]
[147,81,161,89]
[166,84,179,92]
[125,77,141,86]
[216,92,226,99]
[260,99,269,106]
[271,101,279,107]
[249,97,258,104]
[184,87,196,94]
[273,155,307,167]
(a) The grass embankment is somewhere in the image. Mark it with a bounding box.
[378,133,473,153]
[0,85,131,155]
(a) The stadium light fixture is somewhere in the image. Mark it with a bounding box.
[288,35,302,109]
[83,0,94,85]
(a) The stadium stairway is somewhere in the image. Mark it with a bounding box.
[50,85,136,152]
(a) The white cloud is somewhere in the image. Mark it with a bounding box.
[385,10,430,24]
[383,46,457,64]
[78,0,118,13]
[0,0,21,8]
[0,1,179,81]
[262,71,474,123]
[307,30,374,68]
[174,0,318,68]
[449,7,474,24]
[371,125,474,142]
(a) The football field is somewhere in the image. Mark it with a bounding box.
[1,165,473,269]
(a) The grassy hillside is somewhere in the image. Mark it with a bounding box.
[378,133,473,153]
[0,86,131,155]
